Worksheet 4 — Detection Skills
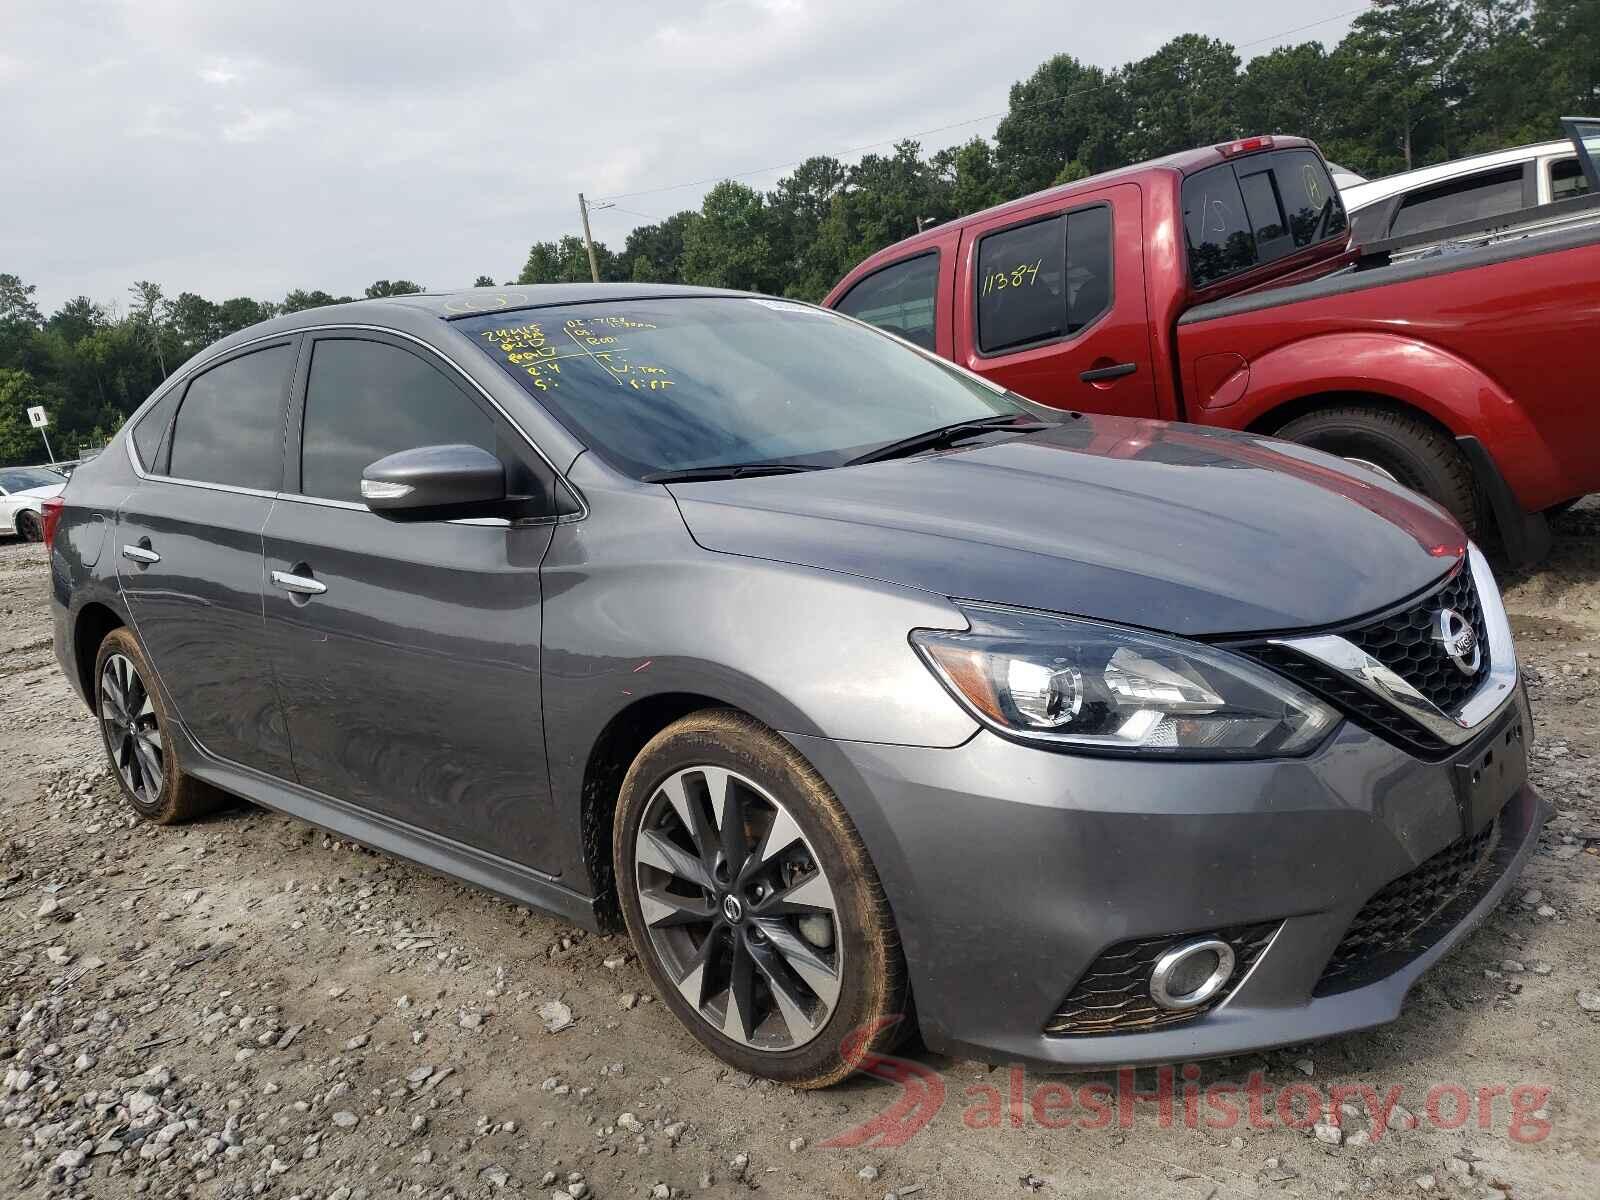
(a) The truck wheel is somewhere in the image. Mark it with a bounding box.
[1275,405,1478,537]
[614,709,909,1088]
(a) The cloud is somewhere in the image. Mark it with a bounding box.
[2,0,1361,312]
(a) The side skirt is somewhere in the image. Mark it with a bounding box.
[186,756,603,932]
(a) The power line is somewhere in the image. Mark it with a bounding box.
[595,5,1370,204]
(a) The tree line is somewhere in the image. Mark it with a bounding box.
[3,0,1593,465]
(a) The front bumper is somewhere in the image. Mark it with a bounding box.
[789,687,1547,1070]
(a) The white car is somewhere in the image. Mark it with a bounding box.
[0,466,66,541]
[1343,138,1591,243]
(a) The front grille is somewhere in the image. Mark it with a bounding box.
[1314,819,1500,995]
[1234,566,1489,759]
[1346,566,1489,715]
[1045,922,1277,1036]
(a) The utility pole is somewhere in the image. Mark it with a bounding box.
[578,193,601,283]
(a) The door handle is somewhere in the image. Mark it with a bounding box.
[121,544,160,565]
[270,570,326,597]
[1079,362,1138,383]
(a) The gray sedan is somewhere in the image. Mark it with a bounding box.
[48,285,1544,1086]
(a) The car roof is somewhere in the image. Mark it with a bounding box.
[833,136,1320,281]
[1341,139,1575,212]
[191,283,768,367]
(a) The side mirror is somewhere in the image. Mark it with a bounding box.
[360,444,506,520]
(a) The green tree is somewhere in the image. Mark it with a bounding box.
[46,297,104,345]
[282,289,354,313]
[364,279,425,298]
[1533,0,1600,114]
[994,55,1127,194]
[621,211,700,282]
[516,236,620,284]
[680,181,779,292]
[1339,0,1466,170]
[0,368,51,464]
[472,275,496,287]
[1121,35,1242,161]
[1237,43,1349,149]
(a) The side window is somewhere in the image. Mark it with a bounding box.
[131,387,181,472]
[1064,205,1112,334]
[1182,164,1257,287]
[300,338,497,505]
[1270,149,1347,246]
[976,215,1065,353]
[1237,168,1292,262]
[1389,166,1525,238]
[1550,157,1590,203]
[834,254,939,350]
[168,344,292,491]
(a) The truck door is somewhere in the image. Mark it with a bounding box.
[952,183,1158,418]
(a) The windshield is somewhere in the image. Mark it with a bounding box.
[456,297,1026,478]
[0,466,63,492]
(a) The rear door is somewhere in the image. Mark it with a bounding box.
[262,330,561,869]
[115,338,298,777]
[951,183,1159,417]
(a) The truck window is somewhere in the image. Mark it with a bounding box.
[1550,157,1591,202]
[1272,149,1347,246]
[1185,151,1347,286]
[1183,165,1257,287]
[834,253,939,350]
[1389,166,1525,238]
[976,206,1112,354]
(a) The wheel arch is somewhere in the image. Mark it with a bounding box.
[73,601,126,709]
[578,691,746,929]
[1245,389,1460,443]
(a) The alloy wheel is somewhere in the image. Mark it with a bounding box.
[99,653,164,806]
[633,765,842,1051]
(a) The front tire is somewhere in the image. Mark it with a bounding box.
[1275,404,1479,538]
[93,627,225,824]
[14,510,40,542]
[614,710,908,1088]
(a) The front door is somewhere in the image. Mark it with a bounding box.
[115,338,298,777]
[953,182,1160,419]
[262,331,558,868]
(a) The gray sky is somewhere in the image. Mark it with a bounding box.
[2,0,1361,314]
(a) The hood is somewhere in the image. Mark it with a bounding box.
[9,483,63,502]
[669,414,1465,637]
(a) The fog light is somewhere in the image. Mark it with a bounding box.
[1149,937,1236,1011]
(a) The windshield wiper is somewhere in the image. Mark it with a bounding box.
[843,414,1050,467]
[643,463,823,483]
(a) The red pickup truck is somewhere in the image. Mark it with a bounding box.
[824,129,1600,562]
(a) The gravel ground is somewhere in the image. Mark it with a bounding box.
[0,511,1597,1200]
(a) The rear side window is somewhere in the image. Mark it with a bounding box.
[834,253,939,350]
[168,345,292,491]
[1389,166,1525,238]
[300,338,497,504]
[1183,165,1257,287]
[976,206,1112,354]
[1550,157,1590,203]
[1184,151,1348,286]
[131,387,181,472]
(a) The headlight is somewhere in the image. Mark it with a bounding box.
[911,602,1338,758]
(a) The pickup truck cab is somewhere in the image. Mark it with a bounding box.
[825,129,1600,561]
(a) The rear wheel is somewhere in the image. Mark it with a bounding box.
[14,510,40,542]
[614,710,908,1087]
[1275,404,1479,538]
[94,627,226,824]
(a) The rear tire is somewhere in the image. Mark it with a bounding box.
[1275,405,1479,538]
[614,709,908,1088]
[93,627,227,824]
[15,510,40,542]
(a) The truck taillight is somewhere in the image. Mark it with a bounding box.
[40,497,64,549]
[1216,135,1275,158]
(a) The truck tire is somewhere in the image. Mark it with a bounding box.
[1275,405,1478,538]
[614,708,909,1088]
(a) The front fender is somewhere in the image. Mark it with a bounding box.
[1213,332,1568,512]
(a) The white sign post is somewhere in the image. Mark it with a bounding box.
[25,406,55,465]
